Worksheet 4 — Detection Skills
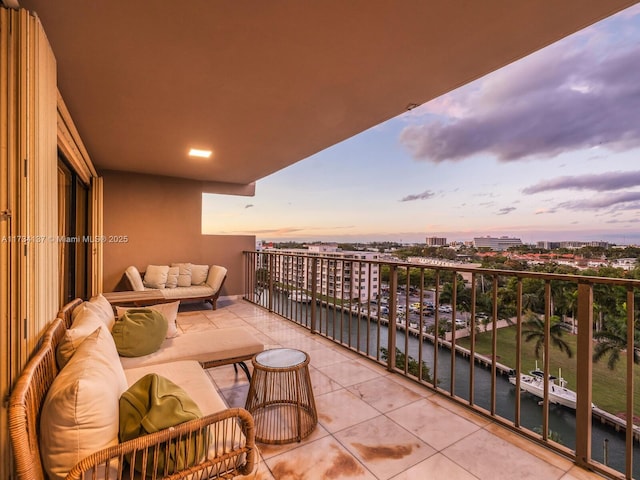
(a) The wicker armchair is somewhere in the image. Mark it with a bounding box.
[9,318,257,480]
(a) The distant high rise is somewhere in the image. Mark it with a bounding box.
[425,236,447,246]
[473,236,523,251]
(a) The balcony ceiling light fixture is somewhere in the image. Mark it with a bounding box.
[188,148,212,159]
[406,103,420,111]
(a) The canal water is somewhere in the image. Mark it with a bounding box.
[265,294,640,478]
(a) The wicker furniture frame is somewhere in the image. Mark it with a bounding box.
[9,315,257,480]
[245,348,317,444]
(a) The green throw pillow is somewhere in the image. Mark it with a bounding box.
[119,373,205,476]
[111,308,167,357]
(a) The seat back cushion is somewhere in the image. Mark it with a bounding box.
[125,265,146,291]
[190,264,209,286]
[166,266,180,288]
[57,304,112,368]
[116,301,180,338]
[172,262,192,287]
[41,327,128,480]
[206,265,227,292]
[143,265,170,289]
[70,293,116,329]
[112,308,168,357]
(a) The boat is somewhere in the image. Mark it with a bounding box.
[508,364,577,409]
[290,290,311,303]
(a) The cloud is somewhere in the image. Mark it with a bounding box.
[523,171,640,194]
[605,218,640,224]
[399,31,640,163]
[400,190,435,202]
[556,191,640,210]
[534,207,557,215]
[497,207,516,215]
[245,204,254,209]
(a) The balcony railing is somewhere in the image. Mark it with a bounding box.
[243,250,640,479]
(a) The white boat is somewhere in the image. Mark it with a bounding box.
[290,290,311,303]
[508,366,577,409]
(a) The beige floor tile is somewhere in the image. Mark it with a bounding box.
[335,415,436,479]
[234,459,276,480]
[206,364,252,390]
[315,389,380,433]
[483,422,574,471]
[265,436,376,480]
[386,372,437,398]
[316,360,381,387]
[387,398,482,451]
[211,316,249,328]
[253,422,330,460]
[346,376,422,413]
[220,384,249,408]
[561,465,611,479]
[309,366,343,395]
[390,453,479,480]
[442,428,565,480]
[304,345,353,366]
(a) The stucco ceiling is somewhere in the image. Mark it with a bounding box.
[16,0,639,189]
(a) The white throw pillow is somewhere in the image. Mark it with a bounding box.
[69,294,115,329]
[166,266,179,289]
[41,327,127,480]
[125,265,145,292]
[172,262,192,287]
[190,264,209,286]
[116,300,181,338]
[143,265,170,289]
[56,306,106,368]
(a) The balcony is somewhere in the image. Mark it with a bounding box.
[243,250,640,479]
[198,299,606,479]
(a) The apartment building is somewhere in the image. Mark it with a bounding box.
[473,236,523,251]
[273,245,380,302]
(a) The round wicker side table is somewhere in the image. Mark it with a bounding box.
[244,348,317,444]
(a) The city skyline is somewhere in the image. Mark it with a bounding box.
[203,4,640,245]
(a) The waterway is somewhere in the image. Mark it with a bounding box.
[263,293,640,478]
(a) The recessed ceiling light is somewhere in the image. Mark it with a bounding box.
[188,148,212,158]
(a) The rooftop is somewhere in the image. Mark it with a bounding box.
[183,299,606,479]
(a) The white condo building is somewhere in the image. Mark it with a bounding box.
[473,236,523,251]
[271,244,380,302]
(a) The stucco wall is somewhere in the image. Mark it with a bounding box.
[101,170,255,295]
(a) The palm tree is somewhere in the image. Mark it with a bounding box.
[522,311,573,359]
[593,321,640,370]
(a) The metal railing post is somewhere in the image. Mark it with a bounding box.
[387,264,397,372]
[310,260,317,334]
[575,282,593,469]
[267,254,274,312]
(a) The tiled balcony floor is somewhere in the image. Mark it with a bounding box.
[178,299,606,480]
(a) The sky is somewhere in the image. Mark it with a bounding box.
[203,4,640,246]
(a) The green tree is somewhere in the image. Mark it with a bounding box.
[380,347,433,382]
[593,313,640,370]
[522,311,573,360]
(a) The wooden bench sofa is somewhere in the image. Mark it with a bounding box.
[111,264,227,309]
[9,296,262,480]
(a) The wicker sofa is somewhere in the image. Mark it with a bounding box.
[9,296,260,480]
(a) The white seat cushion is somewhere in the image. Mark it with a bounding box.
[119,327,264,370]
